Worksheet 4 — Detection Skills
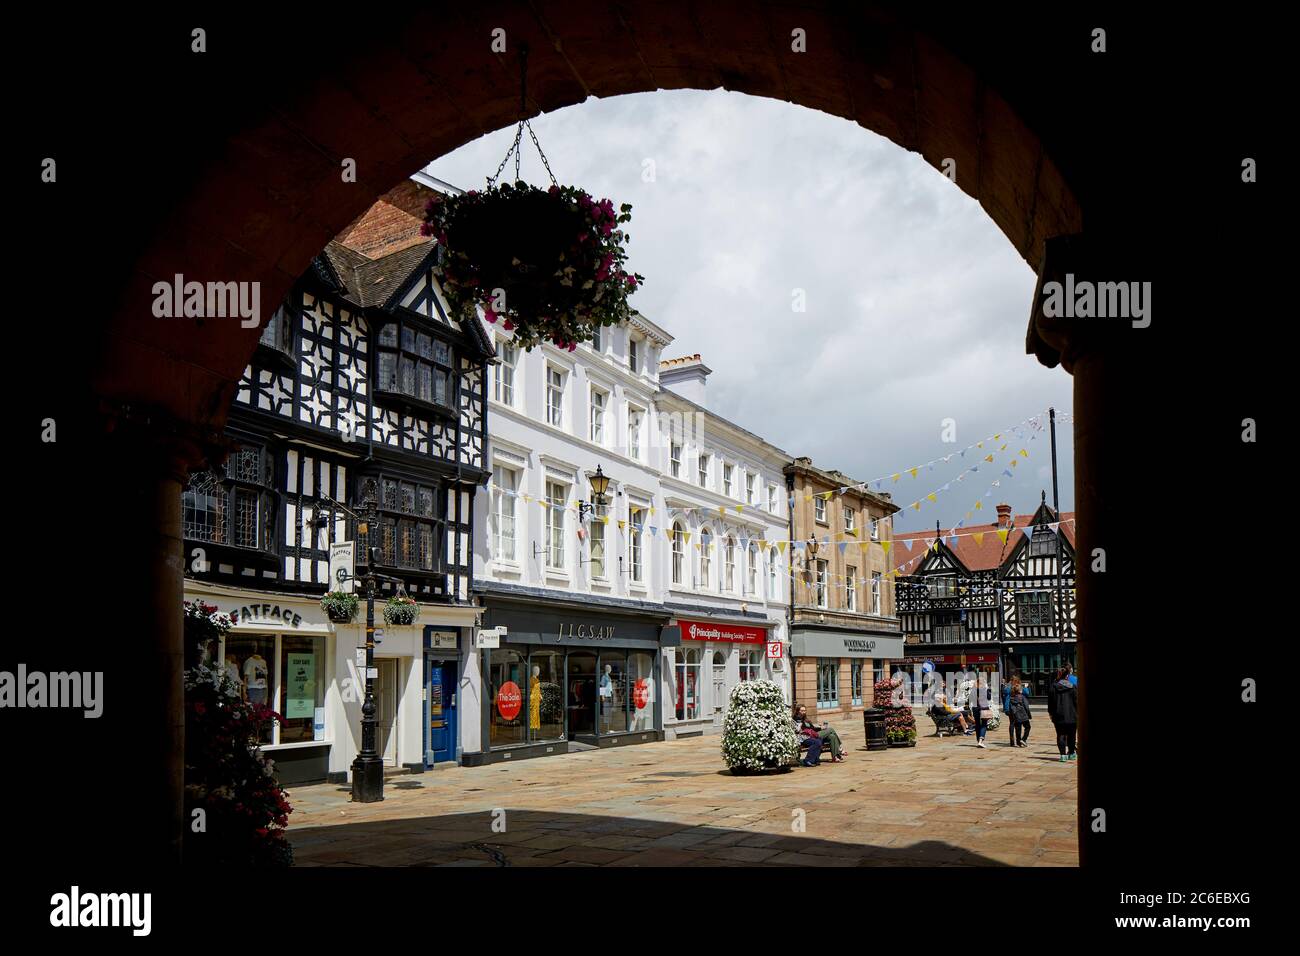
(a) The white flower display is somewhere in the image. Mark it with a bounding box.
[720,678,799,773]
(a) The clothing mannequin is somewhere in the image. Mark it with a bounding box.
[599,664,613,698]
[223,654,242,692]
[529,664,541,732]
[243,653,269,705]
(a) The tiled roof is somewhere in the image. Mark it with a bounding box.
[321,239,438,310]
[892,508,1077,573]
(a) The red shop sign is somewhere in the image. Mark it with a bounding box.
[496,681,522,721]
[677,618,766,644]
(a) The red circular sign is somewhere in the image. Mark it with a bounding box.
[633,678,650,709]
[496,681,522,721]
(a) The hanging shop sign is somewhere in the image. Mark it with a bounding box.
[766,640,783,660]
[677,618,767,644]
[329,542,355,593]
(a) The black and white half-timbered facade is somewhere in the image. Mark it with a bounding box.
[181,232,495,784]
[893,498,1077,698]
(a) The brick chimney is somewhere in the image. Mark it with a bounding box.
[995,503,1013,529]
[658,353,712,409]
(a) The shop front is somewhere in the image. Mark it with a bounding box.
[185,581,478,784]
[467,598,669,765]
[666,616,777,737]
[1001,646,1076,699]
[900,651,1002,705]
[791,629,905,719]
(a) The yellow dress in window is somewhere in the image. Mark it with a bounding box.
[529,676,541,731]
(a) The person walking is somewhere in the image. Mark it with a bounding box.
[1007,676,1032,747]
[970,673,994,748]
[1047,666,1078,762]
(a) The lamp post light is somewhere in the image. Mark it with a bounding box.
[577,464,611,523]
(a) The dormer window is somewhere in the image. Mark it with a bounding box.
[375,319,454,413]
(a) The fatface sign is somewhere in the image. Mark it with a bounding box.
[228,604,303,628]
[677,618,766,644]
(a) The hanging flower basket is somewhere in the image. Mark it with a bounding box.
[320,590,359,625]
[383,595,420,627]
[421,180,642,352]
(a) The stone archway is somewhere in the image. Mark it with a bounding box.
[46,3,1189,871]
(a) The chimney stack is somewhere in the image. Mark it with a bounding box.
[995,503,1013,529]
[658,353,712,409]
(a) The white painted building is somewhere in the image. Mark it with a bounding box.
[468,319,794,763]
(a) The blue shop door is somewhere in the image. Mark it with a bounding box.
[425,659,458,765]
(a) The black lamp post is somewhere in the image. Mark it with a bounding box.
[349,503,385,804]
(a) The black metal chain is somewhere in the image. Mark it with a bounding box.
[486,45,559,188]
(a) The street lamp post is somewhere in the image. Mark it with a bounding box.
[351,503,384,803]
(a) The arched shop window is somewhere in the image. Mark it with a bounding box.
[676,647,700,720]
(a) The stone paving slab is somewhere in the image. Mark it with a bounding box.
[287,719,1077,867]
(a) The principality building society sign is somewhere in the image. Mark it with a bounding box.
[791,629,905,660]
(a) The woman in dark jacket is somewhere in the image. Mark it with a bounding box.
[1006,676,1032,747]
[1047,667,1078,762]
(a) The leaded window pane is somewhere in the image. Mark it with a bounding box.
[434,341,451,365]
[400,326,415,353]
[417,364,432,401]
[400,482,415,514]
[378,351,397,391]
[419,524,434,570]
[417,333,432,359]
[382,478,399,510]
[381,519,397,566]
[233,488,259,548]
[378,323,398,347]
[399,356,416,395]
[183,473,226,543]
[434,370,449,405]
[417,486,434,517]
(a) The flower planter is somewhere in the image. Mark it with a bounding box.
[383,598,420,627]
[320,591,359,625]
[888,737,917,748]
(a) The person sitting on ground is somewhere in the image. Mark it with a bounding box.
[791,706,824,766]
[794,703,846,762]
[933,690,971,734]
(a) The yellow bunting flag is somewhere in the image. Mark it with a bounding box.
[718,506,726,516]
[891,474,901,483]
[996,529,1009,544]
[845,526,857,537]
[758,539,768,549]
[911,502,921,511]
[683,532,692,544]
[617,519,626,530]
[1010,459,1018,468]
[777,541,788,554]
[735,504,744,513]
[977,442,984,448]
[602,515,610,525]
[926,493,937,503]
[909,467,918,478]
[974,501,983,511]
[858,540,869,552]
[931,540,939,552]
[880,540,891,555]
[804,493,813,502]
[1019,450,1028,458]
[973,532,985,545]
[994,433,1001,440]
[984,454,994,462]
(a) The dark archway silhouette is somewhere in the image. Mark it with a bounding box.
[20,5,1269,876]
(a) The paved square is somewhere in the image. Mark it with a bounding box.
[286,713,1078,866]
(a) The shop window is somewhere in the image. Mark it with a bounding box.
[599,652,628,734]
[221,634,276,744]
[489,648,527,747]
[676,647,701,720]
[278,635,326,743]
[712,650,727,713]
[629,652,655,732]
[527,649,564,742]
[851,662,864,706]
[739,647,761,682]
[816,658,839,708]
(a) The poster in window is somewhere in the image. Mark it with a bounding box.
[285,653,317,718]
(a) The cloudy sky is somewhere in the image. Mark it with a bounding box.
[426,89,1074,533]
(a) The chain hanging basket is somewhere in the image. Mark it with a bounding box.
[383,593,420,627]
[420,49,643,352]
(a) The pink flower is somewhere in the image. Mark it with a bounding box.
[548,184,560,195]
[627,276,638,289]
[568,342,577,352]
[503,319,515,331]
[484,307,498,324]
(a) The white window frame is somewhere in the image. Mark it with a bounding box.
[670,443,682,478]
[699,528,713,589]
[494,340,517,406]
[815,559,829,608]
[846,566,857,611]
[546,366,565,429]
[491,465,518,564]
[698,453,710,489]
[589,386,607,444]
[671,522,686,586]
[747,542,758,595]
[745,472,756,504]
[723,536,736,593]
[545,480,568,571]
[871,571,882,614]
[844,507,855,535]
[722,462,734,498]
[628,336,640,374]
[627,405,644,461]
[768,484,778,514]
[871,517,880,541]
[588,496,608,580]
[768,548,780,600]
[629,505,645,584]
[814,496,827,523]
